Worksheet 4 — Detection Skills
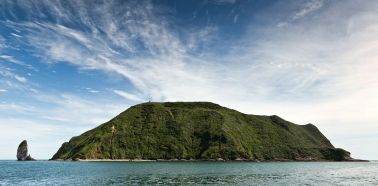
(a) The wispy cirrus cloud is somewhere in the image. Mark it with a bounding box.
[0,55,35,70]
[30,93,127,125]
[4,0,378,115]
[85,88,100,94]
[3,0,220,102]
[0,55,23,65]
[292,0,325,20]
[113,89,144,102]
[0,66,27,83]
[10,33,22,38]
[277,0,325,27]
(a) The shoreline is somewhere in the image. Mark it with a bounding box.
[50,158,369,162]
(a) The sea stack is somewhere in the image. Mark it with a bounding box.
[17,140,35,161]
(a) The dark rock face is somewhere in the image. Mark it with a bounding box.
[321,148,352,161]
[17,140,35,161]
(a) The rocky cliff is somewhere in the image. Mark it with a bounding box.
[17,140,35,161]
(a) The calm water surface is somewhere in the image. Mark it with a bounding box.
[0,161,377,185]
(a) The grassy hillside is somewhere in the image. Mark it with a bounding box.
[51,102,352,161]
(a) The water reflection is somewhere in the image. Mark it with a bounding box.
[95,173,291,185]
[0,161,377,185]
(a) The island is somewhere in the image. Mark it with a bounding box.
[51,102,360,161]
[17,140,35,161]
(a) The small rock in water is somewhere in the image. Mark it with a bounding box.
[17,140,35,161]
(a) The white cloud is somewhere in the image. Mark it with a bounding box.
[0,54,36,70]
[10,32,22,38]
[0,67,27,83]
[14,75,27,83]
[88,90,99,93]
[0,55,23,65]
[85,87,100,93]
[277,0,325,27]
[292,0,324,20]
[32,93,128,125]
[0,102,35,113]
[1,91,128,127]
[113,89,144,102]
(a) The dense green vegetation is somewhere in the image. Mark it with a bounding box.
[51,102,352,161]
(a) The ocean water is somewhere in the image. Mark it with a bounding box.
[0,161,377,185]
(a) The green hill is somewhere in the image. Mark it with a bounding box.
[51,102,353,161]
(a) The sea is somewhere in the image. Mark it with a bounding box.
[0,160,377,185]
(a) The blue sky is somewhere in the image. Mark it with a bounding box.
[0,0,377,160]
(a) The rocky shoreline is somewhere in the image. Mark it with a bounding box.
[51,158,369,162]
